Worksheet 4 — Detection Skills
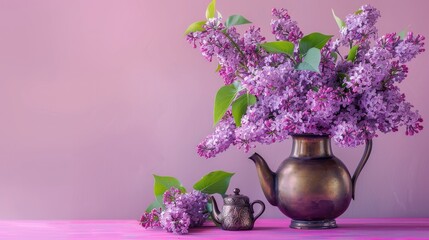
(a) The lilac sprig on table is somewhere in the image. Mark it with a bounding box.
[141,171,234,234]
[185,1,425,158]
[141,188,208,234]
[162,188,209,229]
[176,190,210,227]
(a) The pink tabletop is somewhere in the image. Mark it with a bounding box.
[0,218,428,240]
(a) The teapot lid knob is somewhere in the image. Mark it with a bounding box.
[233,188,240,195]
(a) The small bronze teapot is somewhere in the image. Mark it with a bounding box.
[210,188,265,230]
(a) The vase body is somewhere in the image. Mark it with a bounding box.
[249,134,372,229]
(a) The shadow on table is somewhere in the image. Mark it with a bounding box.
[253,223,429,232]
[192,222,429,234]
[253,226,282,231]
[192,225,283,232]
[338,223,429,231]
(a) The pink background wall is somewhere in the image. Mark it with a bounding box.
[0,0,428,219]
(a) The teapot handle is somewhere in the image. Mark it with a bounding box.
[251,200,265,221]
[351,139,373,200]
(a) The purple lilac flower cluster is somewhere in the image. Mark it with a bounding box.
[271,8,303,43]
[140,187,209,234]
[187,5,425,158]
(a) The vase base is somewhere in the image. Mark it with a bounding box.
[290,219,337,229]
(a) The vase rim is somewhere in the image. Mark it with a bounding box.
[291,134,330,138]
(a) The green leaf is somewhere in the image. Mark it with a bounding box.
[332,9,345,29]
[297,48,321,73]
[213,84,239,125]
[299,32,333,55]
[215,64,221,72]
[145,199,163,213]
[398,30,406,40]
[206,200,213,213]
[193,170,235,196]
[225,15,252,28]
[205,0,216,19]
[331,52,338,62]
[347,45,359,62]
[231,94,256,126]
[259,41,295,57]
[185,20,206,34]
[153,175,186,203]
[355,9,363,15]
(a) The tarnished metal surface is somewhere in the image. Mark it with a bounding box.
[249,135,372,229]
[210,188,265,231]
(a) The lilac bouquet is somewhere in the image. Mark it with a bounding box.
[186,1,425,158]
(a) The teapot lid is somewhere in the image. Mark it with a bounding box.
[224,188,249,206]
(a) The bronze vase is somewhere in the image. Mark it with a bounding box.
[249,134,372,229]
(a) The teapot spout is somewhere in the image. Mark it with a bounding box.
[249,153,278,206]
[209,196,222,225]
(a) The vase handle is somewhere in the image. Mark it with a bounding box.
[351,139,373,200]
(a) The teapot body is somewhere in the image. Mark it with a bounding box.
[210,188,265,231]
[219,204,254,230]
[276,154,352,221]
[249,134,372,229]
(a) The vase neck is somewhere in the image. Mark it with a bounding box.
[290,135,332,158]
